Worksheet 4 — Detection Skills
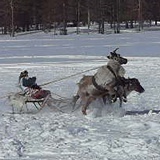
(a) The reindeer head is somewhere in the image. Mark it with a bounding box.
[107,48,128,65]
[128,78,145,93]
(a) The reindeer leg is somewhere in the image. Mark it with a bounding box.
[102,95,107,105]
[122,92,127,103]
[102,94,112,105]
[82,106,87,115]
[72,94,80,108]
[12,105,14,114]
[119,96,123,107]
[82,102,91,115]
[112,94,117,103]
[82,97,94,115]
[115,87,123,108]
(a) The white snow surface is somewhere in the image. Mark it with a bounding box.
[0,31,160,159]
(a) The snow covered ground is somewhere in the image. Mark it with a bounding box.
[0,31,160,159]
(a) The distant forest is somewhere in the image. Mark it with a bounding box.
[0,0,160,36]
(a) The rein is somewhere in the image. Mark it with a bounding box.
[40,66,100,87]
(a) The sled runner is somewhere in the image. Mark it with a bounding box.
[25,94,50,110]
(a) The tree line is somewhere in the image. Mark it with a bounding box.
[0,0,160,36]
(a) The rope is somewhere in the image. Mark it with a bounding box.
[1,66,99,100]
[0,92,14,99]
[0,95,9,99]
[51,92,71,99]
[40,66,100,87]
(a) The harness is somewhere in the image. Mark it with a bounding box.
[92,76,108,92]
[92,65,124,92]
[106,65,125,86]
[106,65,118,81]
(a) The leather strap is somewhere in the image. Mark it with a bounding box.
[92,76,108,92]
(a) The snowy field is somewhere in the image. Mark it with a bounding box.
[0,31,160,159]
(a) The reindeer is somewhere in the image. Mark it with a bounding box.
[73,75,144,115]
[72,48,142,115]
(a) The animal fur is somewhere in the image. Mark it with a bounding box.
[94,59,125,89]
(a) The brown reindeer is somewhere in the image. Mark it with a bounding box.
[73,49,129,115]
[73,76,145,115]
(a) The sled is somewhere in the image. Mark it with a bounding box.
[7,90,50,113]
[8,90,73,114]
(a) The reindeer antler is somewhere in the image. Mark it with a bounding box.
[112,48,119,53]
[107,48,119,59]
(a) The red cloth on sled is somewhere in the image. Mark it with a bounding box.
[31,90,49,99]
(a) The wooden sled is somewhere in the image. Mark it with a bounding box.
[8,89,52,113]
[8,91,73,114]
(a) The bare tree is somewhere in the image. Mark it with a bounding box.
[10,0,15,36]
[0,0,160,36]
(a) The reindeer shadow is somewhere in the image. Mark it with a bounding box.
[125,110,160,115]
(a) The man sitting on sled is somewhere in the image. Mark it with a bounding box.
[18,70,50,99]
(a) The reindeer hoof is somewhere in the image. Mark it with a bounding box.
[123,99,127,103]
[111,95,117,103]
[82,109,87,115]
[112,97,117,103]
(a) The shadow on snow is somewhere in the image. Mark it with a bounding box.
[125,110,160,115]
